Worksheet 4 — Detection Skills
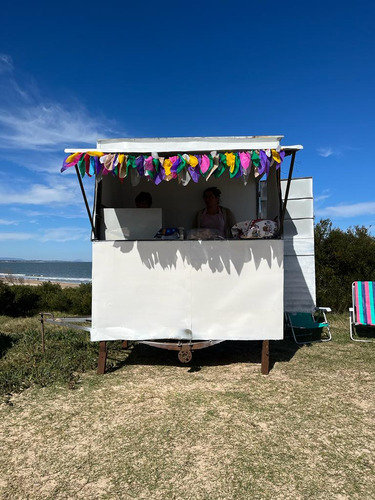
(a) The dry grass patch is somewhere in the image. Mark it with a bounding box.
[0,316,374,499]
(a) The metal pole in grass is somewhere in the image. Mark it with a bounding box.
[39,312,54,353]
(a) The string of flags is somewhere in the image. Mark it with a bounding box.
[62,149,285,185]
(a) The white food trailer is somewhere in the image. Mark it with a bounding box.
[59,135,306,374]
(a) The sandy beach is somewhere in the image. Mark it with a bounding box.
[0,278,81,288]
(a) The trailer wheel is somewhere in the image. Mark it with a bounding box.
[178,347,192,363]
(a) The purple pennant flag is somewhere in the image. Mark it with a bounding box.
[259,150,270,176]
[234,164,243,178]
[188,165,200,183]
[276,150,285,169]
[94,156,101,175]
[136,155,145,176]
[171,156,181,173]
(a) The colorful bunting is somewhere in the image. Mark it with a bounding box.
[62,149,286,185]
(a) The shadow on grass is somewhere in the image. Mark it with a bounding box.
[351,325,375,341]
[105,335,303,374]
[0,333,18,359]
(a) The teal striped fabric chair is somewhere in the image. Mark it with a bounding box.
[285,308,332,345]
[349,281,375,342]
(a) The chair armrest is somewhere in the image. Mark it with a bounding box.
[315,307,331,313]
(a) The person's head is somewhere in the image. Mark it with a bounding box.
[135,192,152,208]
[203,187,221,210]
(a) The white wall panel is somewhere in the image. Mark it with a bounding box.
[281,177,313,199]
[262,177,316,311]
[284,255,316,312]
[91,240,284,341]
[284,219,314,239]
[284,238,314,256]
[284,199,313,220]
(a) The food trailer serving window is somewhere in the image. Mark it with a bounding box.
[62,136,302,241]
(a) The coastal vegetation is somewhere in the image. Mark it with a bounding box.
[315,219,375,312]
[0,281,91,317]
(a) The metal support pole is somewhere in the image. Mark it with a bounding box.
[280,151,296,235]
[40,313,46,353]
[75,165,96,239]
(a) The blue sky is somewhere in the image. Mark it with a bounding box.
[1,0,374,261]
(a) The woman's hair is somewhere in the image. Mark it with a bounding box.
[203,187,221,199]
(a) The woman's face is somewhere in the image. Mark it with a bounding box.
[204,190,220,210]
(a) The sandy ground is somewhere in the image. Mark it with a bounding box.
[0,278,80,288]
[1,337,374,500]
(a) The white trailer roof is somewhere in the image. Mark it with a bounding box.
[65,135,303,154]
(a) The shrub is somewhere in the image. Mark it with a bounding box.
[61,284,92,315]
[0,282,15,316]
[12,286,42,317]
[0,281,92,318]
[315,219,375,312]
[37,282,64,312]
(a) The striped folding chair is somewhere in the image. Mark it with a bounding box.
[349,281,375,342]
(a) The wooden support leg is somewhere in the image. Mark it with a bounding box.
[97,341,107,375]
[122,340,129,349]
[261,340,270,375]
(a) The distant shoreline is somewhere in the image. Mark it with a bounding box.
[0,278,81,289]
[0,259,92,263]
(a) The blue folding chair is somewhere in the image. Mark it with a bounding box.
[285,308,332,345]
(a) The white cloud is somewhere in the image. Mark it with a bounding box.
[40,227,89,242]
[316,201,375,218]
[10,207,88,219]
[315,189,331,203]
[0,54,14,74]
[0,219,18,225]
[0,178,89,206]
[0,105,110,150]
[1,152,68,174]
[317,147,334,158]
[0,232,33,241]
[0,56,119,151]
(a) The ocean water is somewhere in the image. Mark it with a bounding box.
[0,260,92,284]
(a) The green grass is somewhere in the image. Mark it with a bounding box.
[0,316,98,395]
[0,313,374,499]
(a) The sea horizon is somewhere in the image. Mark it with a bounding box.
[0,260,92,284]
[0,258,91,263]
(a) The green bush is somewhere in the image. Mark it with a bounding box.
[12,285,41,317]
[0,281,92,317]
[61,284,92,316]
[0,283,15,316]
[315,219,375,312]
[38,282,64,312]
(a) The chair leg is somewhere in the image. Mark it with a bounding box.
[320,311,332,342]
[350,312,375,342]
